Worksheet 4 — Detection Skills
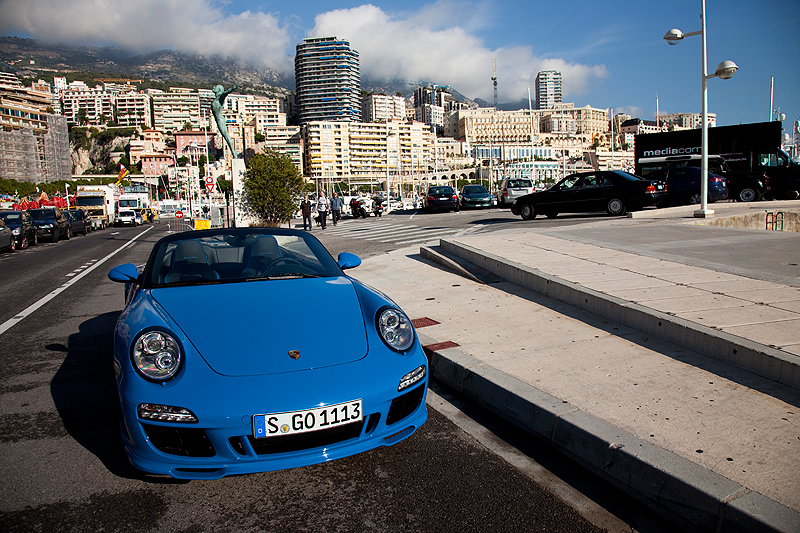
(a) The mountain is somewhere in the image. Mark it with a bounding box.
[0,36,290,96]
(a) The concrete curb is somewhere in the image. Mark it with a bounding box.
[418,330,800,532]
[439,239,800,391]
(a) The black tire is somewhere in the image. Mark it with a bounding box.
[52,231,59,243]
[737,187,760,202]
[7,237,16,252]
[688,193,702,204]
[19,235,28,249]
[520,203,536,220]
[606,198,627,216]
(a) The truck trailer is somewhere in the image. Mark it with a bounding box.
[635,121,799,202]
[75,185,116,230]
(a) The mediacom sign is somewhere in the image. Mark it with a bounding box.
[642,146,702,157]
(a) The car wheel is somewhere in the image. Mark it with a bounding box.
[737,187,760,202]
[65,227,71,240]
[8,237,16,252]
[688,193,702,204]
[19,235,28,249]
[606,198,627,216]
[520,203,536,220]
[52,231,59,243]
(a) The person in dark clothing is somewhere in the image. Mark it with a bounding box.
[315,190,330,229]
[300,195,313,231]
[330,193,344,226]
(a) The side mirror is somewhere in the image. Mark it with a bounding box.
[108,263,140,283]
[337,252,361,270]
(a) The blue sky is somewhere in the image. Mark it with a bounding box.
[1,0,798,131]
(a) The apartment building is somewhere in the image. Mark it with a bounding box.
[450,108,540,144]
[659,112,716,130]
[60,83,114,124]
[535,70,562,110]
[114,91,152,128]
[362,93,406,123]
[295,37,361,124]
[150,88,202,132]
[303,120,432,187]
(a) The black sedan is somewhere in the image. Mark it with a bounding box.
[65,209,90,236]
[0,210,38,248]
[423,186,459,212]
[511,170,668,219]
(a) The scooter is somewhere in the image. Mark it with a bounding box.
[371,196,385,217]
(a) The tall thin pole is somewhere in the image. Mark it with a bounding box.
[699,0,711,215]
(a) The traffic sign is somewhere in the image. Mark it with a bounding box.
[175,210,184,219]
[205,176,215,193]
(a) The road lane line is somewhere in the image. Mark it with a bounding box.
[0,227,153,337]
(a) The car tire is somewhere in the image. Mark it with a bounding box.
[606,198,627,216]
[520,203,536,220]
[737,187,760,202]
[65,227,71,240]
[52,231,59,243]
[688,193,702,204]
[7,237,16,252]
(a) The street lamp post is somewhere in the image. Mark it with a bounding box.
[664,0,737,218]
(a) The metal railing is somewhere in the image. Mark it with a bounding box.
[765,211,784,231]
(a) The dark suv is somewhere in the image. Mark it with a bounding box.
[0,210,38,248]
[29,207,70,243]
[647,167,728,206]
[423,186,459,212]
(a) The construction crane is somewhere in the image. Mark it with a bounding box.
[492,58,498,109]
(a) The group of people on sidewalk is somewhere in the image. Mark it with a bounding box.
[299,191,345,231]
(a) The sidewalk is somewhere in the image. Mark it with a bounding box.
[353,205,800,532]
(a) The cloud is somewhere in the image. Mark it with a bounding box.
[308,3,608,103]
[0,0,294,71]
[0,0,608,103]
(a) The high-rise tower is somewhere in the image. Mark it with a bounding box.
[295,37,361,124]
[535,70,562,110]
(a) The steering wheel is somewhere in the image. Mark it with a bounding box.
[265,257,302,270]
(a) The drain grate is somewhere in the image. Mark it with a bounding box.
[412,317,440,328]
[422,341,460,352]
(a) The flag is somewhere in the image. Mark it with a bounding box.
[116,164,129,185]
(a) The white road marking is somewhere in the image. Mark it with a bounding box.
[0,227,153,337]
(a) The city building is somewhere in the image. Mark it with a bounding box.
[150,88,202,132]
[361,93,406,123]
[60,83,114,125]
[535,70,562,110]
[658,112,716,130]
[295,37,361,124]
[114,91,152,128]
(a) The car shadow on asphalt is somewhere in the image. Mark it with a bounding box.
[49,311,188,484]
[407,251,800,409]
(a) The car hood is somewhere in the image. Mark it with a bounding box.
[150,277,368,377]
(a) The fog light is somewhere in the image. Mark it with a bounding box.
[398,365,426,391]
[138,403,198,423]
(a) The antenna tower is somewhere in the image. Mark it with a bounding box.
[492,58,498,109]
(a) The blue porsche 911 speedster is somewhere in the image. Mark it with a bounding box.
[108,227,428,479]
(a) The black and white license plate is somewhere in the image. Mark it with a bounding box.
[253,399,362,438]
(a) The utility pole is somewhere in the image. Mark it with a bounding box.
[492,58,498,110]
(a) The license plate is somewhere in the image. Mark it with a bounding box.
[253,399,362,438]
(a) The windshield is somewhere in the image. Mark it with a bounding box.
[0,212,20,223]
[76,197,104,206]
[506,179,532,188]
[144,229,343,288]
[428,187,454,195]
[463,185,487,194]
[28,209,55,220]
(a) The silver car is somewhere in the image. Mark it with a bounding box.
[497,178,534,207]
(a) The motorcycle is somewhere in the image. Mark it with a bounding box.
[371,196,385,217]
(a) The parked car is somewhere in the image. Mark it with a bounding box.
[423,185,459,212]
[116,210,138,226]
[646,167,728,206]
[497,178,535,207]
[0,210,38,248]
[107,227,428,479]
[459,184,493,208]
[64,209,89,236]
[28,207,70,242]
[0,218,16,253]
[511,170,668,219]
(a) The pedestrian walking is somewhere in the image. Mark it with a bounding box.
[316,190,329,229]
[300,195,313,231]
[330,192,344,226]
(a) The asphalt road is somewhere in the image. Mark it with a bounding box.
[0,219,668,532]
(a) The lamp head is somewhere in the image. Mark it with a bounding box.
[714,60,738,80]
[664,29,684,45]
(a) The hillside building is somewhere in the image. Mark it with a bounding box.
[295,37,361,124]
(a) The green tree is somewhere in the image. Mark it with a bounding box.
[243,149,304,226]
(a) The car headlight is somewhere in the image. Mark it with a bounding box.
[376,307,415,352]
[132,330,183,380]
[12,228,20,235]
